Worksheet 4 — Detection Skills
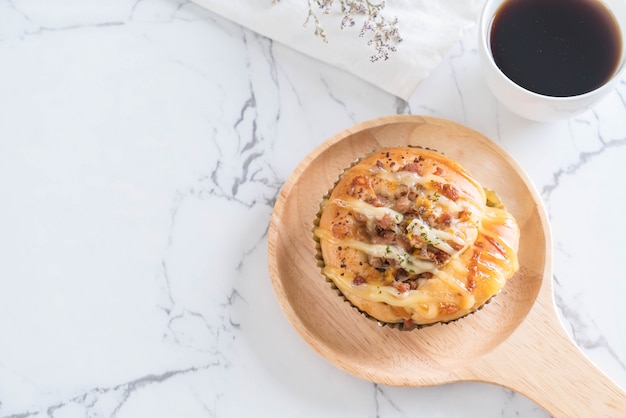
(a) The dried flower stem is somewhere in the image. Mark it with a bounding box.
[305,0,330,42]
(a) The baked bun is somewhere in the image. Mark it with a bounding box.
[314,146,520,329]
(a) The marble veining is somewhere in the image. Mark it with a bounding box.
[0,1,624,417]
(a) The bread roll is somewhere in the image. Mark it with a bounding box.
[314,146,520,329]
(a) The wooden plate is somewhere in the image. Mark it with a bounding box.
[268,115,625,416]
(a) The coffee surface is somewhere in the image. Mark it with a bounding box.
[490,0,622,97]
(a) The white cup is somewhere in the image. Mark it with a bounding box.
[478,0,626,121]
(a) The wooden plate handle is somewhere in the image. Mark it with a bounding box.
[467,297,626,417]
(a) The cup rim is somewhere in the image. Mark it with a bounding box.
[478,0,626,102]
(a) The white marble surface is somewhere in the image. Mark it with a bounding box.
[0,1,625,417]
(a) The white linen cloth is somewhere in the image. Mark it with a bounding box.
[192,0,484,100]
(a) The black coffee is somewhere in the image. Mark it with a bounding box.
[490,0,622,97]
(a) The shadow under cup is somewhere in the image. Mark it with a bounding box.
[478,0,626,121]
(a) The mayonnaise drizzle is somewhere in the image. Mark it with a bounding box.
[332,198,404,224]
[406,217,469,255]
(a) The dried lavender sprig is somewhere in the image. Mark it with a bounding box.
[284,0,402,61]
[353,1,402,61]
